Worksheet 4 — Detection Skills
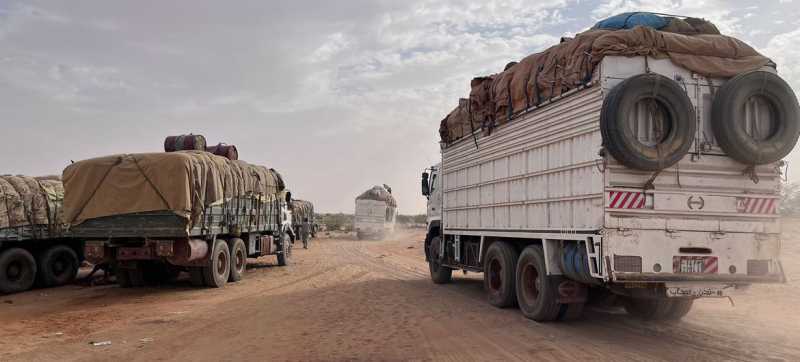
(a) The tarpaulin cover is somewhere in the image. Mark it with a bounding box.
[356,185,397,208]
[440,21,770,144]
[63,151,285,226]
[593,12,671,31]
[0,175,64,230]
[291,199,315,224]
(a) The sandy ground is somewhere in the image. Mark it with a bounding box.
[0,224,799,362]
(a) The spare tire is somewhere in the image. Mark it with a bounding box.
[601,73,696,171]
[711,70,800,165]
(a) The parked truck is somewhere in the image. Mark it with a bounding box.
[0,176,83,294]
[355,185,397,240]
[290,199,315,248]
[63,151,295,288]
[421,13,798,321]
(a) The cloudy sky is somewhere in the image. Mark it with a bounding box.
[1,0,799,214]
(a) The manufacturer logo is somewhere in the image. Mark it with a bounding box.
[687,196,705,210]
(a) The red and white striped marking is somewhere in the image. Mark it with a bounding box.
[608,191,645,209]
[673,256,718,274]
[737,197,778,214]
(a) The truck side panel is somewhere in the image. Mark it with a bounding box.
[442,86,605,233]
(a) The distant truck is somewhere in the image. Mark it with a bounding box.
[290,199,315,248]
[354,185,397,240]
[0,176,83,294]
[63,152,295,288]
[422,13,798,321]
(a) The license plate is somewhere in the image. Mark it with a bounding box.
[666,285,728,298]
[673,256,718,274]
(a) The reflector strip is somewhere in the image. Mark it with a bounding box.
[608,191,645,209]
[738,197,778,214]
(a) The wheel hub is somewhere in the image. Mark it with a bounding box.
[7,262,22,281]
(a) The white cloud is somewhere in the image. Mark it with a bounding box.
[762,29,800,92]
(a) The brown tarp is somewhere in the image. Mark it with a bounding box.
[440,25,771,144]
[62,151,284,226]
[356,185,397,208]
[291,199,314,224]
[0,175,64,230]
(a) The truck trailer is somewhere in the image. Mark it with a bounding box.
[0,176,83,294]
[421,14,798,322]
[63,151,295,288]
[354,185,397,240]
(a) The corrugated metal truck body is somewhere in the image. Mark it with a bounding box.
[424,55,788,321]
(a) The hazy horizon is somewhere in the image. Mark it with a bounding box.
[1,0,799,214]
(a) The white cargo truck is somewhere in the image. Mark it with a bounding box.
[355,185,398,240]
[422,52,798,321]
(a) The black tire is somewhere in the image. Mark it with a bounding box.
[117,267,144,288]
[559,302,585,321]
[203,239,230,288]
[601,73,696,171]
[664,299,694,320]
[712,70,800,165]
[140,262,180,285]
[428,236,452,284]
[483,242,519,308]
[624,297,692,320]
[229,238,247,282]
[515,246,561,321]
[189,267,205,287]
[36,245,79,287]
[0,248,37,294]
[277,233,292,266]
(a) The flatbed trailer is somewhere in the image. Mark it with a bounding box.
[0,176,83,294]
[64,151,295,288]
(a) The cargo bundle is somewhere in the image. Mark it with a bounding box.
[63,151,284,227]
[356,185,397,208]
[0,175,65,238]
[440,13,771,145]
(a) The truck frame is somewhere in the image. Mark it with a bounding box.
[422,56,787,322]
[74,193,295,288]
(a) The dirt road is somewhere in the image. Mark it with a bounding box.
[1,225,799,361]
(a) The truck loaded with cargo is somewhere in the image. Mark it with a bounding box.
[63,137,295,288]
[0,176,83,294]
[421,13,798,321]
[354,185,398,240]
[290,199,315,249]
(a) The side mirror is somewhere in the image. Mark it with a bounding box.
[421,172,430,197]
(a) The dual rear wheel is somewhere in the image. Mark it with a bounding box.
[429,239,693,322]
[0,245,79,294]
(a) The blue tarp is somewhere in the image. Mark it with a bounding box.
[593,12,670,30]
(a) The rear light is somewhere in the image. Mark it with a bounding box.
[614,255,642,273]
[747,260,770,276]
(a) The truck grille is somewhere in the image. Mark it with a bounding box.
[747,260,770,276]
[614,255,642,273]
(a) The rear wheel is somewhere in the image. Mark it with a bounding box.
[117,267,144,288]
[203,239,230,288]
[516,246,562,321]
[625,298,693,320]
[428,236,452,284]
[189,267,205,287]
[483,242,519,308]
[0,248,37,294]
[36,245,79,287]
[228,238,247,282]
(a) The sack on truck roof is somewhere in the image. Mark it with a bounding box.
[62,151,285,227]
[164,134,207,152]
[356,185,397,208]
[206,143,239,161]
[0,175,64,230]
[440,13,771,145]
